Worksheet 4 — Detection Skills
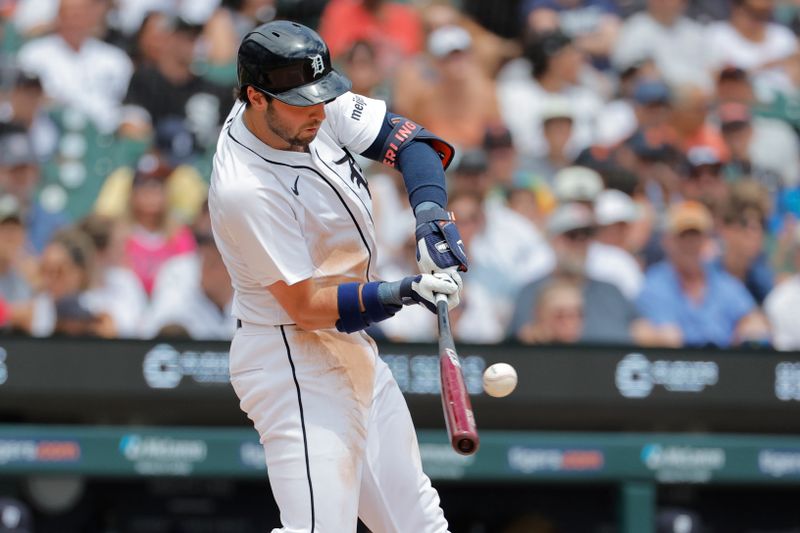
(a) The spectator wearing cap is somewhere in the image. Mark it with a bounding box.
[518,96,575,186]
[521,0,621,70]
[77,214,146,338]
[632,80,673,131]
[612,0,711,88]
[120,15,233,164]
[497,29,604,159]
[0,123,69,253]
[637,201,767,347]
[318,0,423,76]
[765,225,800,349]
[0,68,58,161]
[716,68,800,187]
[122,155,196,295]
[588,189,644,300]
[392,25,501,150]
[680,145,730,216]
[717,101,792,191]
[612,127,681,214]
[482,125,519,191]
[552,165,604,206]
[712,181,774,304]
[510,202,670,345]
[707,0,799,96]
[16,0,134,133]
[595,78,672,148]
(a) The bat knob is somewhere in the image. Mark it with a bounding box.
[455,438,477,455]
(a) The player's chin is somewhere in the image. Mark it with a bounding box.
[296,128,319,144]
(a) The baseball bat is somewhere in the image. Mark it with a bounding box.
[435,293,479,455]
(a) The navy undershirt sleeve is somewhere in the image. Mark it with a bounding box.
[361,114,448,209]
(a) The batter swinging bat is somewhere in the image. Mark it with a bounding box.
[435,293,479,455]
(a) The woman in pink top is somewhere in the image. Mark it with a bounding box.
[124,155,196,295]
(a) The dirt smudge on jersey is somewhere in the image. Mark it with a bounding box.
[314,246,370,283]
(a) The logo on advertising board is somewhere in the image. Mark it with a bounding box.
[507,447,604,474]
[641,444,725,482]
[759,449,800,478]
[143,344,230,389]
[419,443,476,480]
[381,354,486,395]
[615,353,719,399]
[774,362,800,401]
[0,347,7,386]
[240,442,266,471]
[119,434,207,475]
[0,439,80,465]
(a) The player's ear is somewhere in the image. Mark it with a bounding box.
[247,87,269,110]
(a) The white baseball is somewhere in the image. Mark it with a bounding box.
[482,363,518,398]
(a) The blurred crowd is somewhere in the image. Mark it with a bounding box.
[3,0,800,350]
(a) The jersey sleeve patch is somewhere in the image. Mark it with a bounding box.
[325,91,387,155]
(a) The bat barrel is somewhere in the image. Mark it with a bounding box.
[435,291,480,456]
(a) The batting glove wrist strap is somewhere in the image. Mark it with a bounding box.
[336,282,400,333]
[415,206,469,274]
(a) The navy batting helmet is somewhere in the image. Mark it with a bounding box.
[237,21,351,107]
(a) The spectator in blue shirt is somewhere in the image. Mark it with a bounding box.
[637,201,768,348]
[0,123,68,254]
[511,203,680,346]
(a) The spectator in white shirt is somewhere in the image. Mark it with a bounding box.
[765,227,800,350]
[706,0,799,96]
[612,0,711,88]
[142,230,235,341]
[498,30,604,158]
[17,0,134,133]
[77,214,147,338]
[715,66,800,187]
[378,190,508,343]
[452,150,555,301]
[589,188,644,300]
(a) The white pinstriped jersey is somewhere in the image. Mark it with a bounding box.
[208,92,387,326]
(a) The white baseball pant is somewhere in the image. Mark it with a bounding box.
[229,322,449,533]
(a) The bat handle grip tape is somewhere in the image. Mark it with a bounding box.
[434,292,448,304]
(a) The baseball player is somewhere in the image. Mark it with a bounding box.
[208,21,468,533]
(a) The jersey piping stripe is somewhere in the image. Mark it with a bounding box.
[280,325,316,532]
[313,146,374,226]
[226,129,373,282]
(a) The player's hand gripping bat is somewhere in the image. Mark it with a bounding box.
[435,293,479,455]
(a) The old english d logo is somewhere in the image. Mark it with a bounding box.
[310,54,325,77]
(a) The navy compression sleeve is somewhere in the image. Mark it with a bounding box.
[361,114,448,210]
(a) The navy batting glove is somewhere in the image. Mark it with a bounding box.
[414,205,469,274]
